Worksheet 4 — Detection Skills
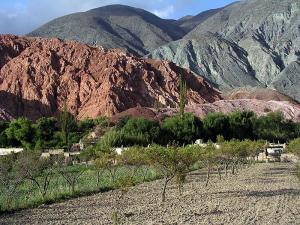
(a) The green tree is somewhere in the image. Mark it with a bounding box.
[5,118,34,149]
[287,138,300,157]
[145,145,197,202]
[255,112,298,142]
[229,111,256,140]
[202,112,230,141]
[0,121,9,147]
[59,102,77,149]
[179,75,187,118]
[33,117,58,149]
[162,113,202,145]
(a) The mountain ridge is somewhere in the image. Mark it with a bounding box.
[28,4,186,56]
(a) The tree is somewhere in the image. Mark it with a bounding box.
[5,118,34,149]
[287,138,300,157]
[145,145,197,202]
[57,161,86,194]
[95,151,121,185]
[121,146,149,181]
[120,117,161,146]
[162,113,202,145]
[179,75,187,118]
[0,153,21,210]
[229,111,256,140]
[15,152,54,198]
[0,121,9,147]
[202,113,230,141]
[59,102,77,149]
[33,117,58,149]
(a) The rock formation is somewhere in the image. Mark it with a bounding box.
[148,0,300,101]
[0,35,221,120]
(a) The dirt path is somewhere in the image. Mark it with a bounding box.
[1,163,299,225]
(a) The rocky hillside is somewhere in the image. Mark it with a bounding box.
[225,87,299,103]
[148,0,300,101]
[175,7,223,32]
[148,32,261,90]
[112,99,300,123]
[0,35,221,120]
[28,5,186,56]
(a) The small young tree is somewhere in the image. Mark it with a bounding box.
[57,159,86,194]
[121,146,148,181]
[200,142,218,187]
[0,153,21,210]
[95,151,121,186]
[14,152,54,198]
[145,145,177,202]
[175,146,199,195]
[111,175,135,225]
[146,145,197,202]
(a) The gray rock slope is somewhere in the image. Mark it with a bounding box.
[175,7,223,32]
[28,5,186,56]
[148,33,261,90]
[271,61,300,102]
[149,0,300,100]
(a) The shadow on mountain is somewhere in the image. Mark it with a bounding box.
[0,91,61,121]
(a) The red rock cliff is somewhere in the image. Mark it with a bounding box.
[0,35,221,120]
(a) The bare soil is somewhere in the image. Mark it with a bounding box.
[1,163,299,225]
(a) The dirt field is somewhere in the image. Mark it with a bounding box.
[1,163,299,225]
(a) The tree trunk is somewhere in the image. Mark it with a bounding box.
[162,177,169,202]
[205,165,210,187]
[217,166,222,180]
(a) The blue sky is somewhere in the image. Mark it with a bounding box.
[0,0,236,35]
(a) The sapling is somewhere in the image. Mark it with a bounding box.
[15,152,54,198]
[111,175,135,225]
[57,159,86,194]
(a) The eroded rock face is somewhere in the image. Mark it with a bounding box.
[0,35,221,120]
[148,33,261,91]
[149,0,300,100]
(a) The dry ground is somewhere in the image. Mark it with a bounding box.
[1,162,299,225]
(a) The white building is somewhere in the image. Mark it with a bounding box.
[0,148,24,156]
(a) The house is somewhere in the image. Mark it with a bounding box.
[0,148,24,156]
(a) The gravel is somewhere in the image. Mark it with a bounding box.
[1,162,299,225]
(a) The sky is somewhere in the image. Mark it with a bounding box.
[0,0,236,35]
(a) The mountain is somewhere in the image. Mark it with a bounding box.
[149,0,300,101]
[175,7,223,32]
[148,32,261,90]
[271,60,300,102]
[0,35,221,120]
[28,5,186,56]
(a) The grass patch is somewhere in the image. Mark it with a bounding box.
[0,164,161,214]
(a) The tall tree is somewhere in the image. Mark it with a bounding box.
[179,75,187,118]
